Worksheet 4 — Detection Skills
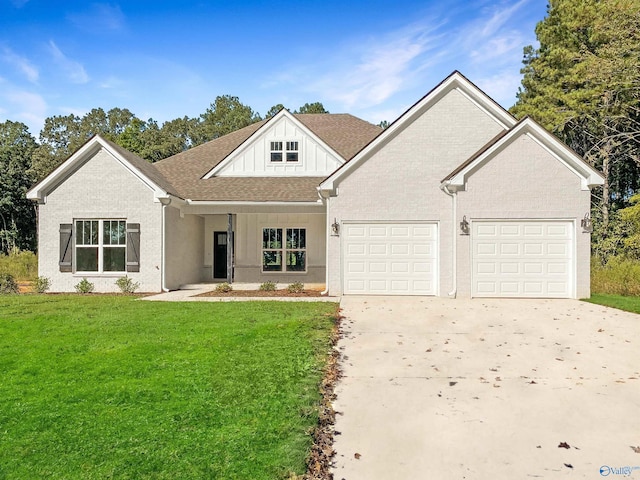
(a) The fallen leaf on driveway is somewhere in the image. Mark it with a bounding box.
[529,380,537,384]
[558,442,570,449]
[564,463,573,469]
[449,381,457,386]
[598,328,604,332]
[631,446,640,453]
[555,358,564,361]
[354,453,361,459]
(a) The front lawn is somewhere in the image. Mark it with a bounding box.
[584,293,640,314]
[0,295,337,479]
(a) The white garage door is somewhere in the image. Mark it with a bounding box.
[472,221,573,298]
[343,223,437,295]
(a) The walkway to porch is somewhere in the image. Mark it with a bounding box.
[141,283,336,302]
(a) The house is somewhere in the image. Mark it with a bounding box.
[27,72,604,298]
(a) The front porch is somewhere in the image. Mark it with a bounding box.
[163,204,327,290]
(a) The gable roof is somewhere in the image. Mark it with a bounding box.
[442,116,605,190]
[319,71,517,193]
[27,135,177,202]
[155,113,381,201]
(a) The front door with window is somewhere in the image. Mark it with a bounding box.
[213,231,227,279]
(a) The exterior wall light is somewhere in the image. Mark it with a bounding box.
[581,213,593,233]
[459,215,470,235]
[331,218,340,236]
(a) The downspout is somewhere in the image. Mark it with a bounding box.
[321,207,330,296]
[160,198,171,292]
[318,188,330,296]
[440,183,457,298]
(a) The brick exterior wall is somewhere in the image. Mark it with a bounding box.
[38,148,163,292]
[456,135,591,297]
[327,88,506,295]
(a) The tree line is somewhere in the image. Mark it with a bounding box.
[511,0,640,262]
[2,0,640,257]
[0,98,328,253]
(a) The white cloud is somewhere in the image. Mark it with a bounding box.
[279,20,444,110]
[479,0,530,38]
[48,40,90,84]
[10,0,29,7]
[1,88,48,133]
[68,3,126,33]
[1,46,39,83]
[475,69,524,108]
[470,31,525,64]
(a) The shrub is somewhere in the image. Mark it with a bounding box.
[0,273,19,294]
[34,276,51,294]
[215,282,232,293]
[115,276,140,294]
[287,282,304,294]
[0,250,38,281]
[591,256,640,296]
[259,281,277,291]
[74,278,94,294]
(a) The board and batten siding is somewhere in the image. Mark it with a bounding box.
[215,116,343,176]
[233,212,326,283]
[37,147,163,292]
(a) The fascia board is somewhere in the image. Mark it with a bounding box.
[26,136,103,200]
[27,135,168,201]
[447,119,605,190]
[202,110,346,179]
[202,112,282,179]
[320,72,516,193]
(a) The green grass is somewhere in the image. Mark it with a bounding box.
[0,295,338,479]
[584,293,640,314]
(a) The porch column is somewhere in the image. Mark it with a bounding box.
[226,213,233,283]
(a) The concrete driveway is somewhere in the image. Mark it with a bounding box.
[332,297,640,479]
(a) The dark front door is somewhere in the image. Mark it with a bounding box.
[213,231,227,279]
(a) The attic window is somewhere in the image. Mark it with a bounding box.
[270,141,299,162]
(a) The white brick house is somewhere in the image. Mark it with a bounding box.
[28,72,603,297]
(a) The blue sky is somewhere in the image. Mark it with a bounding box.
[0,0,547,136]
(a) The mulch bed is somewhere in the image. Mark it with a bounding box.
[302,309,343,480]
[196,289,324,298]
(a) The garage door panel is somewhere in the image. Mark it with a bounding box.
[500,243,520,255]
[473,221,573,298]
[391,244,410,255]
[343,223,437,295]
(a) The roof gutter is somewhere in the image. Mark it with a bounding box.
[183,200,323,206]
[440,182,457,298]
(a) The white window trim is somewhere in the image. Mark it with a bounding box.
[261,226,307,274]
[269,139,300,163]
[74,219,126,274]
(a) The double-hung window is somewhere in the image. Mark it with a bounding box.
[269,141,299,162]
[75,220,126,272]
[262,227,306,272]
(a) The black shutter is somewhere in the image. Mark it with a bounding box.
[59,224,73,272]
[126,223,140,272]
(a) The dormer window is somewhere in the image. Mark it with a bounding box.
[270,141,299,162]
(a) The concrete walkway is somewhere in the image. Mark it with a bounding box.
[332,296,640,479]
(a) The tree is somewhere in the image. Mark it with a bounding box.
[200,95,261,141]
[511,0,640,231]
[0,121,37,253]
[295,102,328,114]
[265,104,285,119]
[31,108,144,180]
